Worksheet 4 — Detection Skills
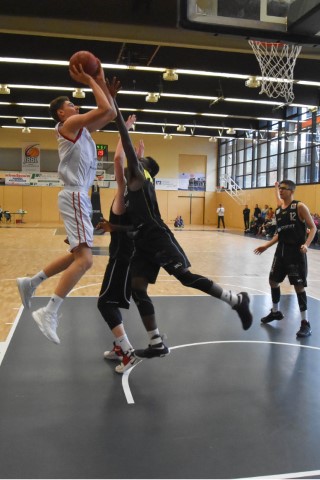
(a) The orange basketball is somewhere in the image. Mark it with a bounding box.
[69,51,100,76]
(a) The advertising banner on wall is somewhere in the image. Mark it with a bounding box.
[29,173,64,186]
[154,178,179,190]
[5,173,31,185]
[21,142,41,173]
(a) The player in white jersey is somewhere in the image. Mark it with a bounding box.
[17,63,119,344]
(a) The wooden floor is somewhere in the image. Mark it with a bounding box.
[1,221,320,343]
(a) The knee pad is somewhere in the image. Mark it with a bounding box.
[132,289,155,317]
[97,301,122,330]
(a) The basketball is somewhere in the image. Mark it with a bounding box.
[69,51,100,76]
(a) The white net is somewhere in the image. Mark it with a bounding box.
[248,41,302,104]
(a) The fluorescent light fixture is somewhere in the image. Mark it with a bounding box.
[0,84,10,94]
[164,133,173,140]
[145,93,159,103]
[177,124,186,132]
[245,76,261,88]
[16,116,26,124]
[163,69,178,81]
[226,128,236,135]
[22,127,31,133]
[73,88,85,99]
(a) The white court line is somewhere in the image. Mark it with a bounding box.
[123,340,320,405]
[237,469,320,479]
[0,305,23,367]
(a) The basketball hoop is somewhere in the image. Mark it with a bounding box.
[248,40,302,104]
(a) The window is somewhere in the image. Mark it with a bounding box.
[217,108,319,189]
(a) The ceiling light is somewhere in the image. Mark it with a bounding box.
[145,93,159,103]
[209,136,217,142]
[22,127,31,133]
[0,84,10,94]
[177,124,186,132]
[73,88,85,99]
[308,106,318,113]
[164,134,173,140]
[16,116,26,124]
[163,69,178,81]
[245,76,261,88]
[226,128,236,134]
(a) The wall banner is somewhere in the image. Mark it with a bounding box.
[22,142,41,173]
[154,178,179,190]
[5,173,31,185]
[29,173,64,186]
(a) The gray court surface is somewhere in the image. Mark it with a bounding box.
[1,295,320,479]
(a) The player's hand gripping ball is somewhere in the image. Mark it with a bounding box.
[69,51,100,76]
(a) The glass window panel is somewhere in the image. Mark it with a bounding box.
[245,146,253,161]
[285,133,298,151]
[245,161,252,174]
[238,149,244,163]
[287,150,297,167]
[297,166,310,184]
[270,139,279,156]
[237,162,243,175]
[257,173,266,187]
[284,168,296,182]
[258,141,267,158]
[269,155,278,169]
[257,158,267,172]
[236,176,243,188]
[244,175,252,188]
[268,171,277,186]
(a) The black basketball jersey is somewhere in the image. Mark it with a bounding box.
[108,204,133,261]
[275,200,307,245]
[125,175,166,230]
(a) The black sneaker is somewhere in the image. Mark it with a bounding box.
[232,292,253,330]
[135,335,170,359]
[261,310,284,324]
[296,320,312,338]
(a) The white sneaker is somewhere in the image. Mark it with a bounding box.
[103,342,123,361]
[17,277,35,309]
[115,350,141,374]
[32,307,60,344]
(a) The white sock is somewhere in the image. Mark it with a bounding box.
[272,303,279,313]
[116,334,133,353]
[148,328,160,340]
[46,294,63,314]
[30,270,48,288]
[220,289,238,307]
[301,310,308,322]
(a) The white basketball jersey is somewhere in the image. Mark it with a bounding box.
[55,124,97,190]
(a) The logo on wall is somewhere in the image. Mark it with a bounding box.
[22,143,41,173]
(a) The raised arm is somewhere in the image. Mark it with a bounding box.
[112,114,136,215]
[274,181,283,207]
[112,97,145,189]
[63,63,116,136]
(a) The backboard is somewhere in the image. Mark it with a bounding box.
[180,0,320,45]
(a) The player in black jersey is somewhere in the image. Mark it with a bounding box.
[254,180,316,338]
[109,96,253,360]
[96,115,140,373]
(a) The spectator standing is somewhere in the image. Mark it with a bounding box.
[243,205,250,230]
[217,204,225,229]
[254,204,261,219]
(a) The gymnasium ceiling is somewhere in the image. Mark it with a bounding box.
[1,0,320,140]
